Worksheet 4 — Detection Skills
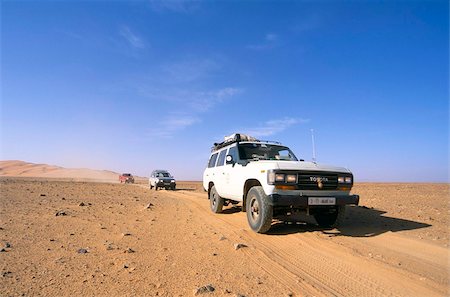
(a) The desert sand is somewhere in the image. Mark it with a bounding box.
[0,162,449,296]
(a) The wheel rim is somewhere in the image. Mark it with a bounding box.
[249,196,259,222]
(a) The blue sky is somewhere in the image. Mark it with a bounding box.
[1,0,448,182]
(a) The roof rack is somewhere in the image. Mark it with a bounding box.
[211,133,282,152]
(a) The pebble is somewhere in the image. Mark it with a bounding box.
[124,248,135,253]
[219,235,226,241]
[77,248,88,254]
[79,202,86,206]
[145,203,154,209]
[234,243,247,250]
[55,210,67,216]
[5,243,11,248]
[122,232,132,236]
[194,284,215,295]
[2,271,12,277]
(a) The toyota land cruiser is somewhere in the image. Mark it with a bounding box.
[202,133,359,233]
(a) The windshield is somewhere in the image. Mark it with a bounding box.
[156,172,171,178]
[238,143,298,161]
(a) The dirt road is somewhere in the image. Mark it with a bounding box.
[1,178,448,296]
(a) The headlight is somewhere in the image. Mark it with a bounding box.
[338,176,352,184]
[171,180,175,183]
[275,173,285,182]
[286,174,297,183]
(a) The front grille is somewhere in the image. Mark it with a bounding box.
[297,172,338,190]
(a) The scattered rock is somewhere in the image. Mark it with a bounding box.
[4,243,11,248]
[219,235,226,241]
[235,294,245,297]
[212,253,217,256]
[234,243,247,250]
[122,232,131,236]
[55,210,67,216]
[145,203,154,209]
[61,197,66,200]
[0,248,6,252]
[2,271,12,277]
[124,248,135,253]
[40,194,46,197]
[77,248,88,254]
[123,264,129,269]
[79,202,86,206]
[194,284,215,295]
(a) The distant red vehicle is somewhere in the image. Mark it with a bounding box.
[119,173,134,184]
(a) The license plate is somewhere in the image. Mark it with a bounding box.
[308,197,336,205]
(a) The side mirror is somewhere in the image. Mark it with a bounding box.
[225,155,234,164]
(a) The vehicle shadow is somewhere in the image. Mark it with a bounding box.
[221,206,242,214]
[172,188,196,192]
[266,205,432,237]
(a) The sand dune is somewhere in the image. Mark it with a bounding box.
[0,160,120,182]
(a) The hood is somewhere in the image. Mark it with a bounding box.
[253,160,351,173]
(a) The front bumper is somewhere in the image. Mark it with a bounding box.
[267,194,359,207]
[156,181,176,187]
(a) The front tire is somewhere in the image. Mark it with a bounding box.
[209,185,224,213]
[314,206,346,228]
[246,186,273,233]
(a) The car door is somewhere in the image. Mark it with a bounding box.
[220,145,245,201]
[213,149,228,197]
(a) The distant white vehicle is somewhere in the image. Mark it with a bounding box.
[149,170,176,191]
[203,133,359,233]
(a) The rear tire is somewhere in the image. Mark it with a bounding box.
[246,186,273,233]
[314,206,346,228]
[209,185,224,213]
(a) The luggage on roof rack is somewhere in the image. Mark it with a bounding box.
[212,133,260,152]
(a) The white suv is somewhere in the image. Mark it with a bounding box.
[149,170,176,191]
[203,133,359,233]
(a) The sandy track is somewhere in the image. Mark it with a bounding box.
[1,178,448,296]
[161,188,449,297]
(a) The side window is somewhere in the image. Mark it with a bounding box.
[208,153,218,168]
[216,150,227,167]
[227,146,239,163]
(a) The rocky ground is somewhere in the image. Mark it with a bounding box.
[0,177,448,296]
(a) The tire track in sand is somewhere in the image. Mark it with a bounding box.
[140,186,447,297]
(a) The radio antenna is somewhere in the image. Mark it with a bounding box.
[311,129,317,163]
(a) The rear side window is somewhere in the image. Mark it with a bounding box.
[208,153,218,168]
[216,150,227,167]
